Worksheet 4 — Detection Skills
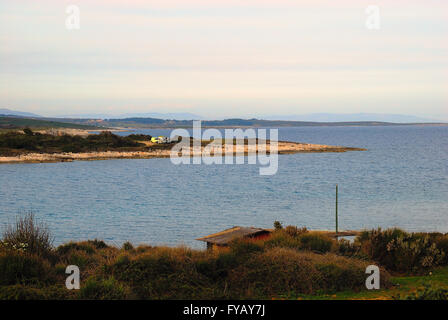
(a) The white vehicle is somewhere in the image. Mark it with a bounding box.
[151,136,171,144]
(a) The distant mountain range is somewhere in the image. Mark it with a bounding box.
[1,108,446,125]
[0,109,203,121]
[0,108,41,118]
[99,118,447,129]
[60,112,203,120]
[2,114,447,131]
[72,112,442,123]
[260,113,442,123]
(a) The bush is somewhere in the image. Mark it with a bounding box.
[262,229,335,253]
[2,213,53,258]
[298,233,333,253]
[229,239,264,258]
[356,228,445,273]
[273,221,283,230]
[109,248,215,299]
[263,230,302,250]
[0,130,144,155]
[0,285,46,300]
[228,248,387,298]
[87,239,108,249]
[0,253,53,285]
[195,252,239,284]
[23,128,34,136]
[314,254,390,292]
[436,235,448,264]
[122,242,134,251]
[78,277,129,300]
[127,134,152,141]
[0,284,70,300]
[55,241,120,279]
[229,248,320,297]
[401,283,448,300]
[284,225,307,237]
[56,242,95,256]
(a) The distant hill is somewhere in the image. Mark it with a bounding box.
[119,112,203,120]
[261,113,443,123]
[0,117,100,130]
[60,112,203,120]
[0,108,41,118]
[98,117,447,128]
[2,114,446,130]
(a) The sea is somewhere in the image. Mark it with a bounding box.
[0,125,447,248]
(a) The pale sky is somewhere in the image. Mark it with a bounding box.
[0,0,447,119]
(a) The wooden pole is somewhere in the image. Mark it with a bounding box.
[335,184,339,237]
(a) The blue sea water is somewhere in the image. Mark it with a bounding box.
[0,125,447,248]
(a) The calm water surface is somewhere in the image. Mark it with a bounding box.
[1,126,447,248]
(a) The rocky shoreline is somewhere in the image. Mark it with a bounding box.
[0,141,366,164]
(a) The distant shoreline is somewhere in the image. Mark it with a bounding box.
[0,140,366,164]
[100,122,448,130]
[2,115,447,132]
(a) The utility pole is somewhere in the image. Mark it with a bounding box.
[335,184,339,237]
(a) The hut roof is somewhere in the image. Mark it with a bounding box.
[196,226,271,245]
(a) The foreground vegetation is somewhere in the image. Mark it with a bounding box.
[1,215,448,300]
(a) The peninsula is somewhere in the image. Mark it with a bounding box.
[0,129,365,164]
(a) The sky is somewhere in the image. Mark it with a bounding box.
[0,0,447,119]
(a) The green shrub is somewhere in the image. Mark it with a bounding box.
[284,225,307,237]
[23,128,34,136]
[55,241,118,275]
[436,235,448,264]
[228,248,385,298]
[228,248,320,297]
[356,228,445,273]
[0,285,46,300]
[195,252,238,282]
[2,212,53,258]
[262,229,334,253]
[263,230,302,250]
[0,253,53,285]
[78,277,129,300]
[88,239,108,249]
[110,249,214,299]
[401,283,448,300]
[41,285,72,300]
[122,242,134,251]
[0,130,144,155]
[229,239,264,258]
[273,221,283,230]
[65,253,90,269]
[314,254,391,292]
[127,134,152,141]
[298,233,333,253]
[56,242,95,256]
